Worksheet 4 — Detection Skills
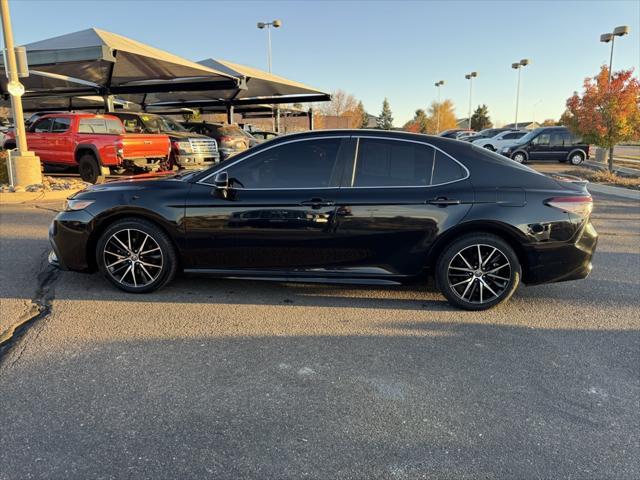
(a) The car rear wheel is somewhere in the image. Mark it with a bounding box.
[436,233,521,310]
[78,154,102,184]
[569,152,585,165]
[96,218,178,293]
[512,152,527,163]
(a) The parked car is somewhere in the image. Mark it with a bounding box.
[237,127,259,148]
[439,129,471,139]
[3,113,170,183]
[182,122,249,160]
[110,112,219,169]
[251,130,279,143]
[468,127,513,143]
[48,130,597,310]
[473,130,528,151]
[499,127,590,165]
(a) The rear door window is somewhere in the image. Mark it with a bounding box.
[78,118,123,134]
[431,150,466,184]
[550,132,564,147]
[353,138,435,187]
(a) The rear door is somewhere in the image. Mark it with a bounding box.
[332,136,474,277]
[183,136,354,272]
[548,131,567,160]
[49,116,73,164]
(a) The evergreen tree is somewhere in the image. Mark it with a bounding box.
[377,98,394,130]
[470,104,492,130]
[413,109,429,133]
[357,101,369,128]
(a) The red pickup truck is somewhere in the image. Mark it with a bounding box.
[3,113,170,183]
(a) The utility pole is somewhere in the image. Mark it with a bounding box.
[464,72,478,130]
[257,19,282,132]
[1,0,41,187]
[511,59,530,130]
[434,80,444,133]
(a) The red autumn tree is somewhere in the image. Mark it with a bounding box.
[566,66,640,171]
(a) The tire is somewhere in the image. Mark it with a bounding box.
[568,151,585,165]
[484,144,495,151]
[435,233,521,310]
[96,218,178,293]
[512,151,527,164]
[78,153,102,184]
[3,142,15,150]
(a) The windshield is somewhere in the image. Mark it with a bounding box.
[139,114,188,133]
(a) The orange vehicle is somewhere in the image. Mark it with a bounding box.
[3,113,170,183]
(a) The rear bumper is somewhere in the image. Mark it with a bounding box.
[522,221,598,285]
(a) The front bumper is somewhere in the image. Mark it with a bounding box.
[48,209,96,272]
[523,221,598,285]
[174,152,219,168]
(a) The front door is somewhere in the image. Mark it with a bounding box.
[183,136,354,272]
[528,131,551,160]
[332,136,474,277]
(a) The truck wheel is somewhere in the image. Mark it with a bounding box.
[78,154,103,184]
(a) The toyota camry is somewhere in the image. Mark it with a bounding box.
[48,130,597,310]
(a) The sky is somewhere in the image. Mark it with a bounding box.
[7,0,640,126]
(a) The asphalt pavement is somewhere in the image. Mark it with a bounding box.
[0,171,638,479]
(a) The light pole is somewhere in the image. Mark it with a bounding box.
[464,72,478,130]
[257,19,281,74]
[600,25,629,171]
[434,80,444,133]
[257,19,282,131]
[512,59,530,129]
[0,0,41,188]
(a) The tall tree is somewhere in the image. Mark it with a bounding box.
[427,99,457,134]
[470,104,492,130]
[377,98,394,130]
[566,66,640,171]
[356,100,369,128]
[540,118,557,127]
[320,89,359,117]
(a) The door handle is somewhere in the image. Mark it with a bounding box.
[426,197,461,206]
[300,198,335,208]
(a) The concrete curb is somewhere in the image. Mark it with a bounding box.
[584,160,640,177]
[0,189,79,205]
[587,182,640,200]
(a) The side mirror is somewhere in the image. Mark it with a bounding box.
[214,171,229,189]
[212,172,230,198]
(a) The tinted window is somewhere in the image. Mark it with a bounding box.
[354,139,435,187]
[513,132,527,139]
[503,132,519,139]
[432,150,465,184]
[550,132,564,147]
[533,133,550,146]
[224,138,342,189]
[51,117,71,133]
[78,118,123,134]
[33,118,53,133]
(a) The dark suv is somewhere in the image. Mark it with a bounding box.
[500,127,590,165]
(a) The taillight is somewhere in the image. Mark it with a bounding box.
[220,136,232,143]
[545,196,593,217]
[171,140,180,152]
[116,141,124,158]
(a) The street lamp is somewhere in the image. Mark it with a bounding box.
[464,72,478,130]
[434,80,445,133]
[600,25,629,84]
[512,59,530,129]
[257,19,281,73]
[600,26,629,171]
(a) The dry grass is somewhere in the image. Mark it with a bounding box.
[564,168,640,190]
[0,150,9,184]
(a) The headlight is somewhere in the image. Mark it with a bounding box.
[176,141,193,154]
[64,199,95,211]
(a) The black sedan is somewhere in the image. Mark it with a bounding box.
[49,130,597,310]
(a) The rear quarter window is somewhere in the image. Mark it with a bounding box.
[432,150,466,184]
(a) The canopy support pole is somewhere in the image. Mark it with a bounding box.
[103,94,114,112]
[308,107,314,130]
[226,104,234,124]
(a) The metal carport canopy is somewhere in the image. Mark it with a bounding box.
[134,58,330,109]
[0,28,243,98]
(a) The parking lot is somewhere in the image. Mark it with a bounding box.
[1,166,638,479]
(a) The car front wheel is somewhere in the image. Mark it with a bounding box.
[569,152,585,165]
[484,144,495,151]
[96,218,178,293]
[436,233,521,310]
[512,152,527,163]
